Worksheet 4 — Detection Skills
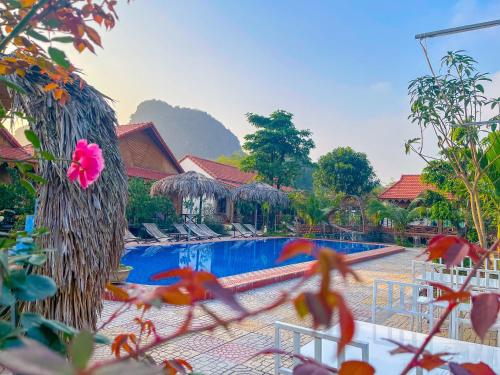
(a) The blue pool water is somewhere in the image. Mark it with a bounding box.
[121,238,384,285]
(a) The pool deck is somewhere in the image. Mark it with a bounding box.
[95,247,498,374]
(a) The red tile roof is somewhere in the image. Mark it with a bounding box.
[0,126,22,148]
[0,146,31,161]
[125,166,175,181]
[180,155,256,187]
[0,126,31,161]
[379,175,448,201]
[117,122,183,174]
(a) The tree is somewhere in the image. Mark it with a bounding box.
[366,199,419,241]
[289,191,334,233]
[407,51,500,248]
[313,147,379,196]
[127,178,176,226]
[215,152,247,168]
[241,110,315,188]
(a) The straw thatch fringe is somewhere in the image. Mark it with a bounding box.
[231,182,289,206]
[9,70,127,330]
[151,171,229,199]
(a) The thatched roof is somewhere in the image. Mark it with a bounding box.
[231,182,289,206]
[7,68,128,330]
[151,171,229,199]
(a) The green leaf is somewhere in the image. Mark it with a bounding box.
[0,321,16,341]
[26,29,49,43]
[48,47,70,69]
[27,254,46,266]
[25,172,47,185]
[475,84,484,93]
[15,162,33,174]
[40,150,55,161]
[51,36,74,43]
[24,130,40,149]
[0,286,15,306]
[20,179,36,197]
[14,274,57,301]
[0,77,26,94]
[70,330,93,370]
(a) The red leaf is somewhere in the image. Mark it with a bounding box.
[385,339,419,355]
[426,236,470,267]
[470,293,500,340]
[203,279,246,314]
[293,362,332,375]
[428,282,471,304]
[449,361,496,375]
[163,358,193,375]
[277,239,315,263]
[105,283,130,301]
[468,244,488,264]
[304,292,331,327]
[417,353,447,371]
[339,360,374,375]
[151,267,193,281]
[336,293,355,356]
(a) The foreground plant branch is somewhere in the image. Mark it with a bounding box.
[400,238,499,375]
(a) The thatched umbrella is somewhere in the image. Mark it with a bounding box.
[231,182,289,230]
[7,69,128,330]
[151,171,229,237]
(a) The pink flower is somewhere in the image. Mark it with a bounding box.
[67,139,105,189]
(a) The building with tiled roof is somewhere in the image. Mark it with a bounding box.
[2,122,183,182]
[378,174,450,207]
[0,126,31,161]
[116,122,183,180]
[179,155,255,188]
[180,155,257,222]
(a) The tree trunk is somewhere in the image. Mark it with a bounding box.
[13,76,128,330]
[468,188,487,248]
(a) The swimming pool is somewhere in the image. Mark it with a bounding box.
[121,238,384,285]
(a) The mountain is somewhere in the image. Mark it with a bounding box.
[129,99,242,159]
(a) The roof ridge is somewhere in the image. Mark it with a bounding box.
[186,154,253,173]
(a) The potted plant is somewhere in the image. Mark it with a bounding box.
[110,263,133,284]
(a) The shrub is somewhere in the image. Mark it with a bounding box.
[126,178,177,227]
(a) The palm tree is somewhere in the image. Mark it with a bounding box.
[366,199,419,241]
[11,72,128,330]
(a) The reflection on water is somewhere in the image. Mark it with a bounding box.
[122,238,384,285]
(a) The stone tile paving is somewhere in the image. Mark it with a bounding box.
[97,248,497,374]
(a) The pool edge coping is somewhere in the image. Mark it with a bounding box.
[104,244,405,302]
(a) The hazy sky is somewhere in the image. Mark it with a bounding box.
[66,0,500,183]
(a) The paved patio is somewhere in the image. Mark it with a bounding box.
[95,248,496,374]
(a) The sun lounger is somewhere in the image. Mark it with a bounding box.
[198,223,223,238]
[185,223,211,239]
[172,223,196,240]
[124,229,146,244]
[232,222,253,237]
[244,223,263,237]
[283,222,297,235]
[142,223,172,242]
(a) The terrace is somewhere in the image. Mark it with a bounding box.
[96,248,499,373]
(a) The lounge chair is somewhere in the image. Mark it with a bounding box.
[172,223,195,241]
[283,222,297,235]
[244,223,263,237]
[185,223,211,239]
[198,223,223,238]
[124,229,145,244]
[232,223,253,237]
[142,223,172,242]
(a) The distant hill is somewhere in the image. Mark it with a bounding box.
[129,99,242,159]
